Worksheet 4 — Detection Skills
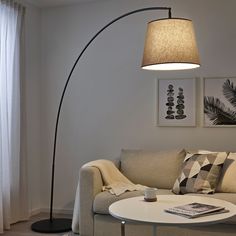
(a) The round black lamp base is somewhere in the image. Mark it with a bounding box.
[31,218,72,233]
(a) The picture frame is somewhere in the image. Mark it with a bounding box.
[157,78,196,126]
[203,77,236,127]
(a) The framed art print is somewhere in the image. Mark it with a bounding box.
[157,78,196,126]
[203,77,236,127]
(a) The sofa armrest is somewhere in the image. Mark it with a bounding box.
[72,166,103,235]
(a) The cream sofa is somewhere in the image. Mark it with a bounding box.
[72,149,236,236]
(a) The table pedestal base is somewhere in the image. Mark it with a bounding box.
[121,221,126,236]
[120,221,157,236]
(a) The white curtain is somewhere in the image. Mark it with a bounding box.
[0,0,28,233]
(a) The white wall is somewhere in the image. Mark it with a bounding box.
[39,0,236,212]
[23,2,41,214]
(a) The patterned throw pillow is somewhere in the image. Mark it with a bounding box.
[172,152,228,194]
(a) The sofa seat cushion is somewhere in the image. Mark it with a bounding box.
[186,192,236,205]
[93,189,173,215]
[120,149,186,189]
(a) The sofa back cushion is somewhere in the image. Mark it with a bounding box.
[120,149,186,189]
[217,152,236,193]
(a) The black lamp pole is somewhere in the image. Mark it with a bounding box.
[31,7,171,233]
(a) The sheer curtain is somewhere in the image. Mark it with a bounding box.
[0,0,28,233]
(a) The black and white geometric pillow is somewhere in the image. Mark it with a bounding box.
[172,152,227,194]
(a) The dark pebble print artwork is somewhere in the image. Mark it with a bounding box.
[165,84,187,120]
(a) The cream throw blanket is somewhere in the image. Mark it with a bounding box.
[84,159,147,196]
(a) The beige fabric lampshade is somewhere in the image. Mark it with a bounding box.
[142,18,200,70]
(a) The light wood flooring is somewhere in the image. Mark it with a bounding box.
[2,213,77,236]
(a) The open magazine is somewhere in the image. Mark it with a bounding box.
[165,202,229,218]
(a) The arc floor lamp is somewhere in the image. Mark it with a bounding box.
[31,6,200,233]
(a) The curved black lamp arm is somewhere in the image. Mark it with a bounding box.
[50,6,172,221]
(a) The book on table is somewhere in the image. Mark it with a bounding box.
[165,202,229,218]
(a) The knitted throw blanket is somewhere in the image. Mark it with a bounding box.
[84,159,146,196]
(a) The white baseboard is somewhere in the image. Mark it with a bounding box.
[30,207,73,217]
[30,208,41,217]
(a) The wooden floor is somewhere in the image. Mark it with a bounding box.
[2,213,77,236]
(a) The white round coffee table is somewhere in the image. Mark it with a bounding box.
[109,195,236,236]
